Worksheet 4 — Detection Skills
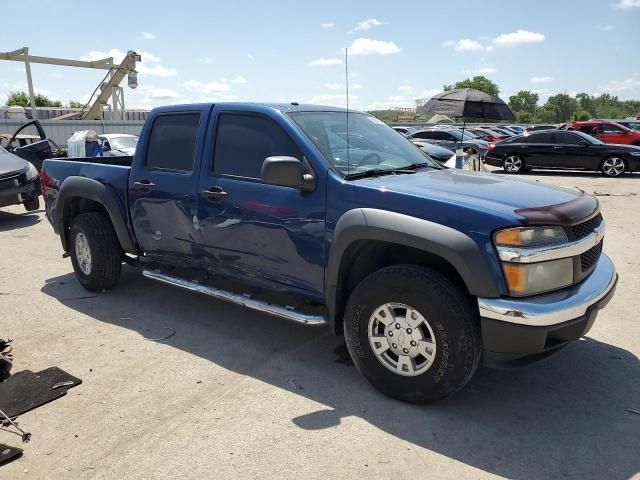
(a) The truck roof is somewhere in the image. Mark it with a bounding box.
[150,102,352,115]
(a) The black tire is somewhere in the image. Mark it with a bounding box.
[23,196,40,211]
[343,265,482,404]
[503,154,524,174]
[69,212,122,291]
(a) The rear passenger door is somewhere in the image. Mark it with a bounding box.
[196,110,326,299]
[520,132,554,167]
[129,108,208,265]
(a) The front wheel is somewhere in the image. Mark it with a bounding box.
[601,156,626,177]
[23,196,40,211]
[343,265,482,404]
[503,154,524,173]
[69,212,122,291]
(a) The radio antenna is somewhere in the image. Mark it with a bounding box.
[345,47,350,177]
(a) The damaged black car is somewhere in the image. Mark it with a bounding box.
[0,145,40,212]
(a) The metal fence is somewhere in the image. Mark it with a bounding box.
[0,119,145,145]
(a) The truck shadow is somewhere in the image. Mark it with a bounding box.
[0,210,41,232]
[41,267,639,480]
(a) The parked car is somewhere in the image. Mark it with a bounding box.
[42,102,617,403]
[410,139,456,166]
[99,134,139,156]
[525,125,556,132]
[485,130,640,176]
[392,126,418,136]
[481,126,515,137]
[408,128,488,157]
[567,121,640,146]
[0,120,63,170]
[0,145,40,211]
[506,125,525,134]
[596,120,640,131]
[466,127,506,143]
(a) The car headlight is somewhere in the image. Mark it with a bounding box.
[494,226,571,296]
[24,162,38,181]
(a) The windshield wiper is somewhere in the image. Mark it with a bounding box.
[345,168,418,180]
[398,162,441,171]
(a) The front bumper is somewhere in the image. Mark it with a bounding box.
[0,177,39,208]
[477,254,617,366]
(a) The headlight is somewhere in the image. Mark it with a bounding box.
[501,258,573,296]
[494,226,567,248]
[494,226,571,296]
[24,162,38,181]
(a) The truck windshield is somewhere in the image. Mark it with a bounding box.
[289,112,441,178]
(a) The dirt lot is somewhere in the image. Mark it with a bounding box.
[0,170,638,480]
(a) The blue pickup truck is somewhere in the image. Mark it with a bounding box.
[42,103,618,403]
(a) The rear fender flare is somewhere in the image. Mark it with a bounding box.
[54,176,136,253]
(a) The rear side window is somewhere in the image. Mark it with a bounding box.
[145,113,200,171]
[213,114,300,179]
[555,132,584,144]
[522,132,553,143]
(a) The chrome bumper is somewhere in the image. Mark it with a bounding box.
[478,254,617,327]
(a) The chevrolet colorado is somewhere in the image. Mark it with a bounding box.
[41,103,618,403]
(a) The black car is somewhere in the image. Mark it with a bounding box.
[0,145,41,211]
[484,130,640,177]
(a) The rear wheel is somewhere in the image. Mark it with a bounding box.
[23,196,40,211]
[503,154,524,173]
[343,265,482,404]
[69,212,122,291]
[601,156,626,177]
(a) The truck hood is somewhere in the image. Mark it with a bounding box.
[353,168,583,220]
[0,147,28,179]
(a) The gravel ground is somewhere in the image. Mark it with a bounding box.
[0,169,638,480]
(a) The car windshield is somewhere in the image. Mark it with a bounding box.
[109,136,138,150]
[289,111,442,178]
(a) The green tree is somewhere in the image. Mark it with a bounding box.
[6,90,62,108]
[443,76,500,97]
[508,91,539,115]
[515,111,535,123]
[68,100,85,109]
[542,94,579,122]
[6,91,29,107]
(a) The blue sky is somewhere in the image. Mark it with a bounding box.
[1,0,639,111]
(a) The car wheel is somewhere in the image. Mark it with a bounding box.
[23,196,40,212]
[503,154,524,173]
[69,212,122,291]
[343,265,482,404]
[601,156,626,177]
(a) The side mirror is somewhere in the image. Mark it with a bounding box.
[261,156,315,191]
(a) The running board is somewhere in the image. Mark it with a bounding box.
[142,268,328,327]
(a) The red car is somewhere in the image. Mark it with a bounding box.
[466,127,506,143]
[568,121,640,146]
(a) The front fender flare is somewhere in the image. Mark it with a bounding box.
[326,208,501,333]
[54,176,136,254]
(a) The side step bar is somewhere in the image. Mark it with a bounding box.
[142,268,328,327]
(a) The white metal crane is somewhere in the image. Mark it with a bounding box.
[0,47,141,120]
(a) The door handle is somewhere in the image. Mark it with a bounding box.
[134,180,155,191]
[201,186,228,201]
[553,146,564,149]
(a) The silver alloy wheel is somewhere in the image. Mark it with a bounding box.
[75,232,92,275]
[504,155,522,173]
[367,302,437,377]
[602,157,625,177]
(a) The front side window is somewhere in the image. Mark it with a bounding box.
[213,114,301,179]
[289,112,441,177]
[145,113,200,171]
[600,123,625,134]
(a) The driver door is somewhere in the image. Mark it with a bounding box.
[9,120,52,170]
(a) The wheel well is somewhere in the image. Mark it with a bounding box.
[63,197,110,246]
[333,240,470,334]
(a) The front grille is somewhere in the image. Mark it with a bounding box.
[581,240,603,272]
[571,214,602,240]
